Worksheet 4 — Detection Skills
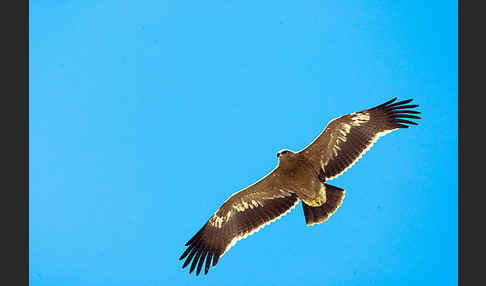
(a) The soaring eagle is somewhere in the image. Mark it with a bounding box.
[179,98,420,275]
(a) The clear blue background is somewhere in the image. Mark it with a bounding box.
[30,1,457,285]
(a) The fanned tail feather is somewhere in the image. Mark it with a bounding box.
[302,184,345,226]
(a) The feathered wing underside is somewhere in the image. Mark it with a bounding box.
[299,98,421,180]
[179,170,299,276]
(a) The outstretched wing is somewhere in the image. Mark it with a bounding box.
[299,98,421,180]
[179,168,299,276]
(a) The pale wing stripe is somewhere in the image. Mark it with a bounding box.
[325,129,396,180]
[220,199,300,257]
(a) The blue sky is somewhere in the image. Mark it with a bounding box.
[30,1,457,285]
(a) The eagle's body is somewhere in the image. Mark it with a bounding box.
[179,98,421,276]
[276,151,326,206]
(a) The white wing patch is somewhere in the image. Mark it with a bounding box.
[233,199,262,212]
[209,210,233,228]
[220,199,300,258]
[350,112,370,126]
[333,123,351,150]
[322,122,351,171]
[325,128,397,180]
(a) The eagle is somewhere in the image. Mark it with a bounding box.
[179,98,420,276]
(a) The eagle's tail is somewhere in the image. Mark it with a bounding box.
[302,184,345,226]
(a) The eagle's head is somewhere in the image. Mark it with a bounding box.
[277,149,296,161]
[276,149,299,170]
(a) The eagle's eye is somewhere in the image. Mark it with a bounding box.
[278,151,290,158]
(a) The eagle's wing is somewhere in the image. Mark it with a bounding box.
[179,168,298,276]
[299,98,420,180]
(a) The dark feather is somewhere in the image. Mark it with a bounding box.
[179,173,299,276]
[299,98,420,180]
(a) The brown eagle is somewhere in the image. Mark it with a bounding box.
[179,98,420,275]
